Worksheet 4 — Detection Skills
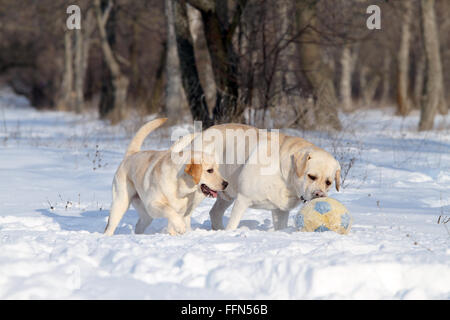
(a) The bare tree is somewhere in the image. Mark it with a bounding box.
[380,47,392,104]
[359,64,380,106]
[164,0,186,124]
[173,0,212,126]
[419,0,447,131]
[2,0,449,132]
[396,0,413,116]
[413,50,425,109]
[273,0,297,103]
[173,0,247,128]
[147,44,166,115]
[57,5,95,113]
[296,0,341,130]
[94,0,130,124]
[57,31,74,111]
[340,44,358,111]
[187,4,216,114]
[75,8,95,113]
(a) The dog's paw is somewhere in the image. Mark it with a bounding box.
[104,229,114,236]
[168,220,187,235]
[211,223,225,231]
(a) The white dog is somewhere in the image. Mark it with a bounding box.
[173,123,341,231]
[104,118,228,236]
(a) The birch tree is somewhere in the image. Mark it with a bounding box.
[58,6,95,113]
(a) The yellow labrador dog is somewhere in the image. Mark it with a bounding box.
[104,118,228,236]
[174,124,340,231]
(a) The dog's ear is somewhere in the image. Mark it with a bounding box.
[185,162,202,185]
[335,168,341,192]
[292,151,311,178]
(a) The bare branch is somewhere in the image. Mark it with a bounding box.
[94,0,121,77]
[226,0,248,44]
[184,0,215,13]
[116,54,130,67]
[100,0,113,28]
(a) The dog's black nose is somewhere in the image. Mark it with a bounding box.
[313,190,326,198]
[222,181,228,189]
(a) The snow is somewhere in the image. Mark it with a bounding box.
[0,86,449,299]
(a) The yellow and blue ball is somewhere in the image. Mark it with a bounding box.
[295,197,352,234]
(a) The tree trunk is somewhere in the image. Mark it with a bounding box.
[437,86,448,115]
[396,0,413,116]
[58,8,94,113]
[413,51,425,109]
[164,0,186,124]
[57,31,74,111]
[365,74,380,106]
[340,45,354,112]
[147,43,166,115]
[296,0,341,131]
[380,48,391,104]
[359,65,380,106]
[173,0,212,127]
[95,0,130,124]
[74,28,84,113]
[201,10,240,124]
[129,17,141,101]
[273,0,296,102]
[272,0,302,124]
[173,0,247,127]
[187,4,216,114]
[419,0,447,130]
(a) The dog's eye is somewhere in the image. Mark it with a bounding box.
[326,180,331,186]
[207,168,214,173]
[308,174,316,181]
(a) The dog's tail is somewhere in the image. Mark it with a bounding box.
[125,118,168,157]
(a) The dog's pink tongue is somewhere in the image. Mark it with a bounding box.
[211,190,218,198]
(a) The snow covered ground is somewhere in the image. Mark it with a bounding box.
[0,86,449,299]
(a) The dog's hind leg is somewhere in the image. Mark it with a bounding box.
[209,196,233,230]
[133,196,153,234]
[150,200,186,235]
[104,173,134,236]
[272,209,290,230]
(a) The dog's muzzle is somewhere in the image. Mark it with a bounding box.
[201,184,218,198]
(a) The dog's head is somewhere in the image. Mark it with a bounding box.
[184,152,228,198]
[290,148,341,201]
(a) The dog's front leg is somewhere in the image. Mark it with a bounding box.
[152,201,186,235]
[183,215,191,232]
[183,193,205,232]
[225,194,251,231]
[209,196,233,230]
[167,220,186,236]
